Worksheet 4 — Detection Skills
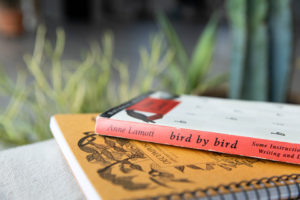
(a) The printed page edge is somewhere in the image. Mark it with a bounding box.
[50,116,101,200]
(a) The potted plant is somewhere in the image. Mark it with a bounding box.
[0,0,23,36]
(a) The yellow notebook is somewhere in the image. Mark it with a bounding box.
[50,114,300,200]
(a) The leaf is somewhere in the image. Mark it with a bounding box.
[92,143,106,150]
[86,154,94,162]
[104,138,116,147]
[205,163,215,170]
[172,178,191,183]
[218,163,233,171]
[227,0,247,99]
[186,14,219,93]
[71,82,86,112]
[98,167,149,190]
[268,0,292,102]
[63,53,93,96]
[164,63,185,93]
[120,162,131,173]
[115,176,135,182]
[157,13,188,67]
[92,152,107,163]
[158,171,174,178]
[33,25,46,64]
[79,145,99,154]
[174,165,185,172]
[113,146,126,152]
[114,61,130,101]
[115,138,129,146]
[193,73,228,94]
[2,72,27,121]
[102,149,115,161]
[150,177,170,188]
[187,164,204,170]
[0,67,15,96]
[51,27,65,92]
[204,73,228,90]
[130,163,143,171]
[24,26,51,94]
[241,0,268,101]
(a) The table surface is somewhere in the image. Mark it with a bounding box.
[0,139,84,200]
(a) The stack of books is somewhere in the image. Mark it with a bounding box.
[50,91,300,200]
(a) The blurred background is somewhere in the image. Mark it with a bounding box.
[0,0,299,147]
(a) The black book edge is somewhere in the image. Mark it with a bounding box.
[100,91,155,118]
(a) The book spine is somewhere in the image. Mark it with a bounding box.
[95,117,300,165]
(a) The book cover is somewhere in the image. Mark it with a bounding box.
[51,114,300,200]
[95,91,300,164]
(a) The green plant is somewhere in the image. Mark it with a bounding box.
[268,0,292,102]
[227,0,292,102]
[0,15,225,146]
[157,13,227,95]
[0,27,170,146]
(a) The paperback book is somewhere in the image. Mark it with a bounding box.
[95,91,300,164]
[50,114,300,200]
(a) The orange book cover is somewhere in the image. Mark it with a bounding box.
[95,91,300,164]
[51,113,300,200]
